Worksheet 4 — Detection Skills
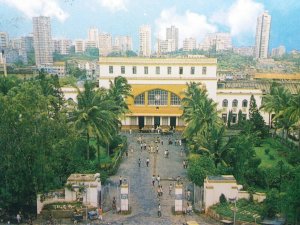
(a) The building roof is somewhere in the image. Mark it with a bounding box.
[218,80,300,94]
[67,173,96,182]
[207,175,236,181]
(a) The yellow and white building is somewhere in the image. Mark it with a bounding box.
[98,57,218,131]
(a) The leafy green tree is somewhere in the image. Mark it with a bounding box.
[249,95,268,139]
[262,189,280,219]
[187,155,216,186]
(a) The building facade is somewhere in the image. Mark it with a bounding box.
[33,16,53,65]
[166,25,179,51]
[183,38,197,51]
[271,45,286,58]
[0,32,9,50]
[98,33,112,56]
[139,25,151,57]
[255,11,271,59]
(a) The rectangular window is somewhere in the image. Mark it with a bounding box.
[191,67,195,75]
[156,66,160,74]
[179,67,183,75]
[167,67,172,75]
[132,66,137,74]
[109,66,113,74]
[130,116,137,125]
[144,66,148,74]
[202,66,207,75]
[121,66,125,74]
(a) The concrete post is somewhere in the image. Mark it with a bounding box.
[120,181,129,211]
[175,184,183,212]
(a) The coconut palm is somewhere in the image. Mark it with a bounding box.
[73,81,119,160]
[181,82,221,142]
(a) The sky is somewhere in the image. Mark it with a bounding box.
[0,0,299,52]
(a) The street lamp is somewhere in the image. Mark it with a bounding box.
[228,197,237,225]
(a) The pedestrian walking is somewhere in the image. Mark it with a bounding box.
[157,186,160,198]
[160,185,163,196]
[119,176,122,186]
[140,143,143,151]
[169,183,173,195]
[138,158,141,167]
[146,157,150,167]
[187,190,191,200]
[157,175,160,185]
[183,160,186,168]
[144,142,147,150]
[158,204,161,217]
[161,140,163,145]
[129,128,132,134]
[112,197,117,213]
[98,207,103,220]
[152,175,155,186]
[179,139,182,146]
[180,149,184,157]
[125,150,128,157]
[16,213,21,224]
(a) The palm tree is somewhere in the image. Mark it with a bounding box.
[108,76,132,117]
[283,90,300,150]
[181,82,221,143]
[193,125,232,168]
[73,81,119,160]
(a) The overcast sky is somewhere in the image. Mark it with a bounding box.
[0,0,299,51]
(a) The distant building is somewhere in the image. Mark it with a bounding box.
[113,36,133,52]
[199,33,232,52]
[166,25,179,51]
[0,32,9,50]
[85,40,97,49]
[98,33,112,56]
[53,39,72,55]
[88,27,99,47]
[75,40,85,53]
[33,16,53,65]
[233,46,254,57]
[183,37,196,51]
[255,11,271,59]
[139,25,151,57]
[38,61,66,77]
[20,36,34,64]
[156,39,176,55]
[271,45,286,58]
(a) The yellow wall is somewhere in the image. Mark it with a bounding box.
[127,84,187,116]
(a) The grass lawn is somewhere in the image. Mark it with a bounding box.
[211,199,263,223]
[255,138,289,168]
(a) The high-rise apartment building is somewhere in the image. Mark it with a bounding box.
[53,39,72,55]
[0,32,9,50]
[114,36,133,52]
[139,25,151,57]
[183,37,197,51]
[156,39,176,55]
[75,40,85,53]
[199,33,232,52]
[271,45,286,58]
[166,25,179,51]
[98,33,112,56]
[88,27,99,47]
[255,11,271,59]
[33,16,53,65]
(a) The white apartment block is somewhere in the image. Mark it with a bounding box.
[0,32,9,49]
[38,62,66,77]
[166,25,179,51]
[199,33,232,51]
[233,46,254,57]
[33,16,53,65]
[53,39,72,55]
[75,40,85,53]
[255,11,271,59]
[183,38,197,51]
[156,39,176,55]
[114,36,133,52]
[139,25,151,57]
[85,40,97,49]
[88,27,99,47]
[271,45,286,58]
[98,33,112,56]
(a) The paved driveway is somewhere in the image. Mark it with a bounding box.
[102,132,216,225]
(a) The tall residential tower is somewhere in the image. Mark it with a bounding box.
[254,11,271,59]
[33,16,53,65]
[139,25,151,57]
[166,25,178,51]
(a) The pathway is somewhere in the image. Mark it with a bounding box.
[101,132,216,225]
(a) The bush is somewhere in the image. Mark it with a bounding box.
[264,148,270,155]
[219,194,227,204]
[269,155,275,160]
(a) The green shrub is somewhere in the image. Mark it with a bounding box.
[269,155,275,160]
[219,194,227,204]
[264,148,270,155]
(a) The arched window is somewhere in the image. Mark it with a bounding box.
[171,93,181,105]
[222,99,228,107]
[232,99,238,107]
[242,99,248,107]
[148,89,168,105]
[134,93,145,105]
